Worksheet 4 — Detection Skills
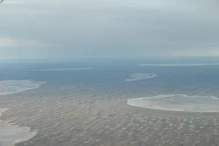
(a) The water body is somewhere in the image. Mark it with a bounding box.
[128,94,219,112]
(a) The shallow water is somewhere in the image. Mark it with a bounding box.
[0,109,37,146]
[127,94,219,112]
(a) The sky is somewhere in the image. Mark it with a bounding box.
[0,0,219,59]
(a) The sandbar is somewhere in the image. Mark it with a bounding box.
[127,94,219,112]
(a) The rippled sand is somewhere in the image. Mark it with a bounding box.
[0,80,46,95]
[0,109,37,146]
[128,94,219,112]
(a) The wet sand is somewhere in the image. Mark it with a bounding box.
[0,108,37,146]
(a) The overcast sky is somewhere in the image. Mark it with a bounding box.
[0,0,219,59]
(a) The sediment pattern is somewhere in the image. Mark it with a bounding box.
[1,84,219,146]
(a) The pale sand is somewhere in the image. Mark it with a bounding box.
[125,73,157,82]
[0,108,37,146]
[127,94,219,112]
[0,80,46,95]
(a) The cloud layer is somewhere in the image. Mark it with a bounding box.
[1,0,219,59]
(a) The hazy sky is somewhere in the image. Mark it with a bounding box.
[0,0,219,59]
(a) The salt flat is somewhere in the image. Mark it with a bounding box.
[0,80,46,95]
[128,94,219,112]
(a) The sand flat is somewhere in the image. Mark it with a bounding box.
[125,73,157,82]
[128,94,219,112]
[0,80,46,95]
[0,108,37,146]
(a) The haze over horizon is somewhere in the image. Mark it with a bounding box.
[0,0,219,59]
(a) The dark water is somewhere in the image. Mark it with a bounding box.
[1,57,219,96]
